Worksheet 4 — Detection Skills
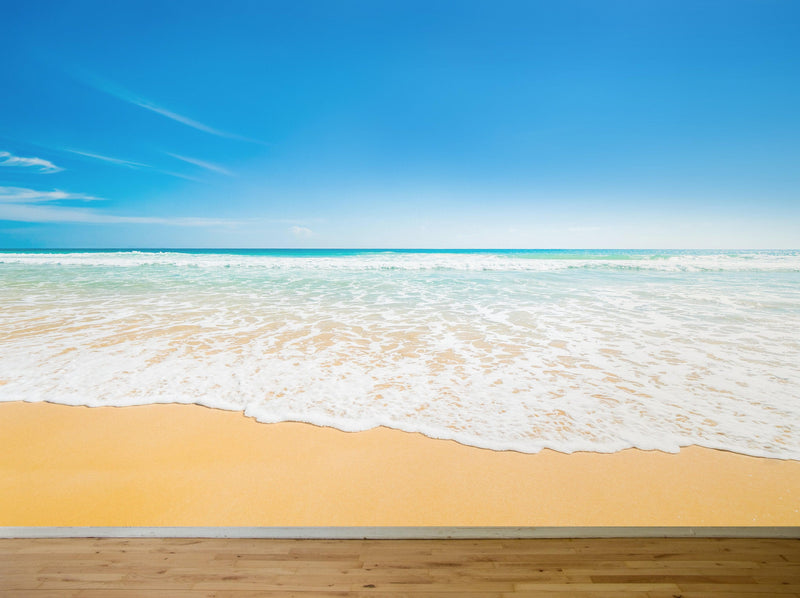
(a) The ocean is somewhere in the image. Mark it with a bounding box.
[1,249,798,459]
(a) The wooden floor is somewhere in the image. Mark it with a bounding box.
[1,537,798,597]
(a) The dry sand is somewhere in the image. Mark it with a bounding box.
[1,401,798,527]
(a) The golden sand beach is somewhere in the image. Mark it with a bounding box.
[1,400,798,527]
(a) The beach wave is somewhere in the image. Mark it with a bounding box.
[1,249,800,272]
[1,249,798,459]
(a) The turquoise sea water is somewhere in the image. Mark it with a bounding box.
[1,248,798,458]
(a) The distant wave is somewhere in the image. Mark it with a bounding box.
[1,249,799,272]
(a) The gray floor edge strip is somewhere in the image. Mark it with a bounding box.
[1,526,798,539]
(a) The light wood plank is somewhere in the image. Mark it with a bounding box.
[1,537,798,595]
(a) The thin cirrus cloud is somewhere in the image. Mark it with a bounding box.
[62,147,204,183]
[63,148,148,169]
[0,203,237,225]
[166,152,234,176]
[0,151,63,173]
[77,70,264,144]
[0,185,234,226]
[0,186,99,203]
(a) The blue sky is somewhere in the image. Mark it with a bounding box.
[1,0,798,248]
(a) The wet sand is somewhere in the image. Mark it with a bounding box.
[1,401,798,527]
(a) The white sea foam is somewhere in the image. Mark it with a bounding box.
[1,249,799,271]
[1,249,798,458]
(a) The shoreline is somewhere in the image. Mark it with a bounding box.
[1,401,798,527]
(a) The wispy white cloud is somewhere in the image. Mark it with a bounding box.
[0,151,62,173]
[289,225,314,238]
[166,152,234,176]
[0,202,236,225]
[0,186,99,203]
[77,71,264,144]
[62,147,204,183]
[63,148,148,169]
[568,226,601,233]
[0,185,235,226]
[133,99,234,138]
[154,169,206,183]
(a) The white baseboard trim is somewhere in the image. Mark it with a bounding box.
[1,526,798,539]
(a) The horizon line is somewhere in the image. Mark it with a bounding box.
[0,247,795,252]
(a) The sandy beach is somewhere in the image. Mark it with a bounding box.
[1,400,798,527]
